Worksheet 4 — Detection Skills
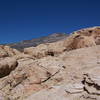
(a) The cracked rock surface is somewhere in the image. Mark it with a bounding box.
[0,27,100,100]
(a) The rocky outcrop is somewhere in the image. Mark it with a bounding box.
[25,67,100,100]
[0,57,18,78]
[81,68,100,100]
[24,41,66,58]
[0,45,21,58]
[0,44,99,99]
[24,27,100,58]
[0,45,9,57]
[0,27,100,100]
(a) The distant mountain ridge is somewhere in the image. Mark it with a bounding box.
[6,33,68,51]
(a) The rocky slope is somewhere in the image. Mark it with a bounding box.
[0,27,100,100]
[6,33,68,51]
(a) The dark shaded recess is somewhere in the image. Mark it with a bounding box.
[0,62,18,78]
[46,51,55,56]
[88,30,93,33]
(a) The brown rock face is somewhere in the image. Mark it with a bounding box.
[0,27,100,100]
[24,27,100,58]
[24,41,66,58]
[0,45,21,58]
[0,57,18,78]
[0,45,8,57]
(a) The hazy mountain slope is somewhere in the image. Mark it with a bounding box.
[6,33,68,51]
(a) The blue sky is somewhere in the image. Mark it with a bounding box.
[0,0,100,43]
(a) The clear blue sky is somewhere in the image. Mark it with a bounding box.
[0,0,100,43]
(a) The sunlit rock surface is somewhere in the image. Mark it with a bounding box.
[0,27,100,100]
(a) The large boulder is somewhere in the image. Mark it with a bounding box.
[0,57,18,78]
